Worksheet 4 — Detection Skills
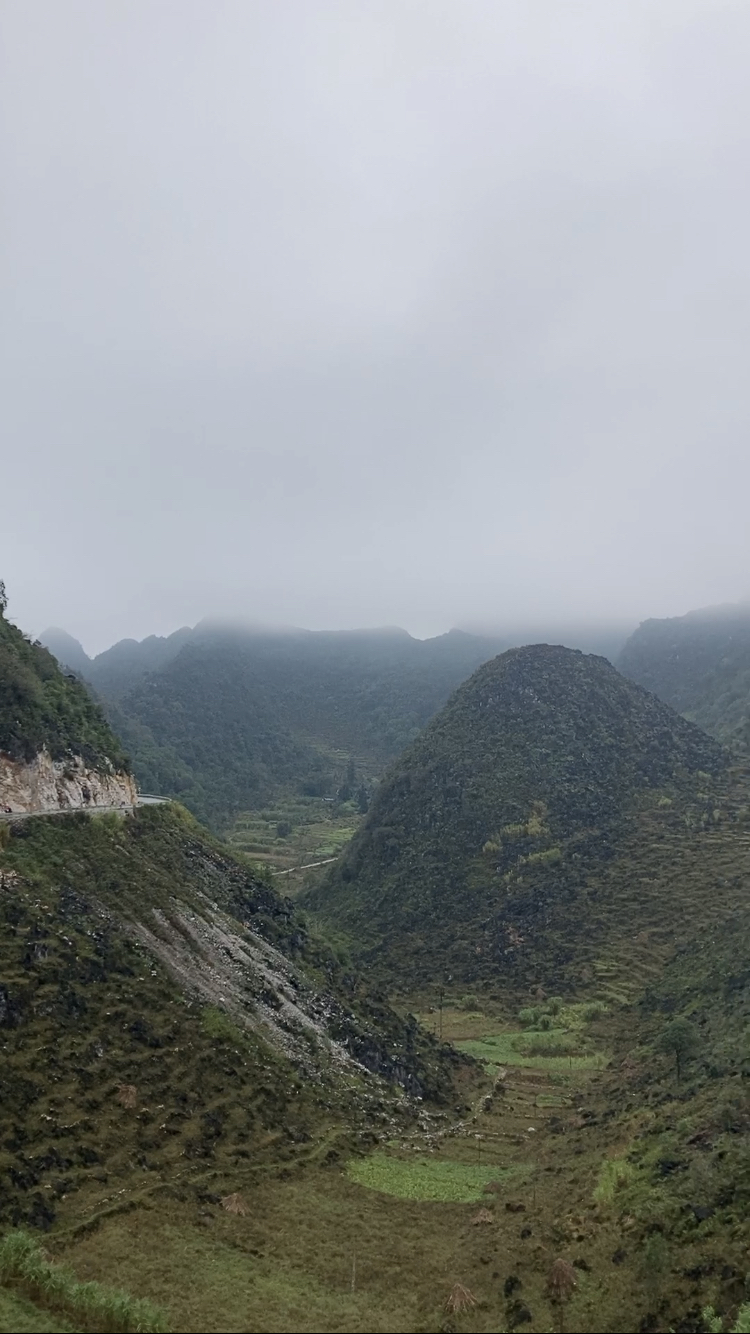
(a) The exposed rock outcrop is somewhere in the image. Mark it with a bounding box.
[0,749,137,814]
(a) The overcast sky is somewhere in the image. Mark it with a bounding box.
[2,1,750,652]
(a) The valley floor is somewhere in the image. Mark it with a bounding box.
[2,999,737,1334]
[227,791,364,894]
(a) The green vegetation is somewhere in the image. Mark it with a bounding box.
[346,1153,517,1202]
[305,643,726,986]
[84,626,508,828]
[11,600,750,1330]
[619,600,750,751]
[0,1284,76,1332]
[0,1230,167,1332]
[704,1305,750,1333]
[592,1157,637,1204]
[457,1030,603,1072]
[0,601,128,770]
[226,789,365,889]
[0,802,458,1234]
[654,1015,700,1081]
[199,1006,244,1044]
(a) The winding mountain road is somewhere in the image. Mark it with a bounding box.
[0,794,168,822]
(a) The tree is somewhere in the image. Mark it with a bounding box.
[655,1016,699,1082]
[0,580,6,615]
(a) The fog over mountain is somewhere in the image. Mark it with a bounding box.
[3,1,750,652]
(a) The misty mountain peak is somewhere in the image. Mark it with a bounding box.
[39,626,91,675]
[305,644,726,983]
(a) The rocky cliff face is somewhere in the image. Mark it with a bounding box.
[0,749,137,814]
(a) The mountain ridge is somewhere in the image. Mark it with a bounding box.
[618,599,750,751]
[40,620,630,830]
[305,644,727,986]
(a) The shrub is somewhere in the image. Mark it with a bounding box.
[200,1006,243,1044]
[501,822,529,841]
[640,1232,670,1296]
[521,1034,582,1057]
[703,1305,750,1333]
[593,1156,635,1204]
[524,846,562,866]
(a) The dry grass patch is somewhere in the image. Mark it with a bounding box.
[445,1282,476,1314]
[220,1194,248,1216]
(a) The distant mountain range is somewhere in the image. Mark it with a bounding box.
[618,600,750,751]
[40,618,632,827]
[40,623,194,698]
[41,601,750,833]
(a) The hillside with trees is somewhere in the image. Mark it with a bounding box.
[300,644,750,1329]
[0,596,471,1333]
[618,601,750,751]
[45,624,511,826]
[0,585,128,771]
[9,607,750,1330]
[305,644,727,983]
[41,620,634,832]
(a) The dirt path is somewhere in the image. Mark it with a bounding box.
[271,856,338,877]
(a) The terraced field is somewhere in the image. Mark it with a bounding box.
[226,793,364,892]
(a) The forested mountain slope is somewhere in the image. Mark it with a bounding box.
[306,645,727,985]
[1,606,127,774]
[40,625,194,700]
[301,643,750,1329]
[40,620,629,830]
[88,625,509,826]
[618,601,750,751]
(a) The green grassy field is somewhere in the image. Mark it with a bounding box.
[346,1154,525,1203]
[0,992,618,1334]
[456,1029,606,1073]
[2,982,749,1333]
[0,1288,76,1334]
[226,791,363,893]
